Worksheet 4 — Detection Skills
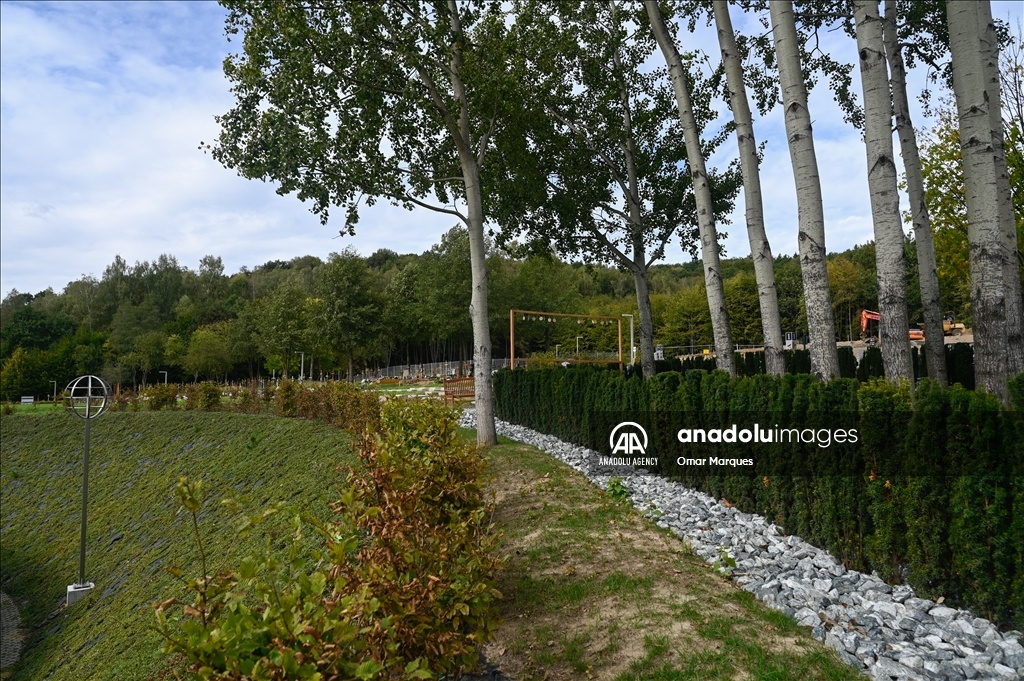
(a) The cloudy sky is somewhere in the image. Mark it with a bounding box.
[2,1,1020,296]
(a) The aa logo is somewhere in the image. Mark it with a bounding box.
[610,422,648,455]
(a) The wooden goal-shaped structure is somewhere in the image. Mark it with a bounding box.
[509,309,623,370]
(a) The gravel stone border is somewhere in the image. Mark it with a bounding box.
[461,409,1024,680]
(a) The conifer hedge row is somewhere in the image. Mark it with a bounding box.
[494,367,1024,628]
[644,344,974,386]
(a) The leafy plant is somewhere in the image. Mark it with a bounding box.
[713,549,737,576]
[198,382,221,411]
[156,398,502,679]
[274,378,298,418]
[145,382,179,411]
[606,477,631,503]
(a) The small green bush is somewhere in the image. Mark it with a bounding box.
[182,383,200,411]
[233,380,262,414]
[198,382,221,411]
[274,378,299,417]
[145,383,179,411]
[606,477,631,502]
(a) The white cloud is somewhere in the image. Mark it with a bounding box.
[0,1,455,294]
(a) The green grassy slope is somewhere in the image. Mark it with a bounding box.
[0,411,355,681]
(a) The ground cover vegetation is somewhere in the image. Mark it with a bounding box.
[494,367,1024,629]
[475,429,862,680]
[0,410,357,680]
[1,393,501,680]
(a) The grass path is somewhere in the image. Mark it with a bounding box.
[476,432,861,681]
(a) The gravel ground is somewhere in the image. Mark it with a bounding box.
[461,409,1024,681]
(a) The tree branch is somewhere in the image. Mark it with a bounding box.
[544,106,631,201]
[584,222,636,271]
[646,226,678,268]
[402,191,467,223]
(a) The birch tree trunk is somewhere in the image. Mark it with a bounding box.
[769,0,840,380]
[448,1,496,445]
[629,245,657,379]
[854,0,912,382]
[977,1,1024,377]
[646,0,734,377]
[882,0,946,384]
[946,0,1009,404]
[612,40,659,378]
[712,0,784,376]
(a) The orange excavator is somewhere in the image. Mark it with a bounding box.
[860,309,924,343]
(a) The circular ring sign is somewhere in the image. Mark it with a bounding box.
[64,375,110,420]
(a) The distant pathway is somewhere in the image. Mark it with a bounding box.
[0,590,22,677]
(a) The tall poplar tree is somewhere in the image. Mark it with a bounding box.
[946,0,1009,403]
[210,1,509,444]
[646,0,735,377]
[711,0,785,376]
[977,1,1024,377]
[853,0,912,381]
[769,0,840,380]
[882,0,946,384]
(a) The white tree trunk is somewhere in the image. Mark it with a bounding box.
[612,35,661,379]
[854,0,912,382]
[629,251,657,379]
[646,0,734,377]
[712,0,785,376]
[882,0,946,384]
[946,0,1009,404]
[462,162,497,445]
[449,1,496,444]
[977,1,1024,377]
[769,1,840,380]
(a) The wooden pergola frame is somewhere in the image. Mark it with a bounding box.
[509,309,623,370]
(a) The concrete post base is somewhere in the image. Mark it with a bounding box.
[66,582,94,606]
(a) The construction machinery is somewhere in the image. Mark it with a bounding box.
[859,309,925,342]
[916,316,966,336]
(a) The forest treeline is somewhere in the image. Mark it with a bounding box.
[0,230,957,400]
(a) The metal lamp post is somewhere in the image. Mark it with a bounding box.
[576,336,583,356]
[160,371,168,385]
[50,381,58,402]
[555,344,561,357]
[622,314,635,364]
[64,375,110,606]
[294,351,306,381]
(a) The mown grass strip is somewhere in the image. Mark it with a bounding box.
[476,436,862,681]
[0,411,354,681]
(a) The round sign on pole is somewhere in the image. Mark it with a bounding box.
[63,375,109,606]
[64,375,110,420]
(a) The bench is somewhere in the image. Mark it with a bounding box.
[20,396,34,405]
[443,377,475,405]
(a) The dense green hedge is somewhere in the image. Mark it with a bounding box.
[639,344,975,387]
[494,367,1024,628]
